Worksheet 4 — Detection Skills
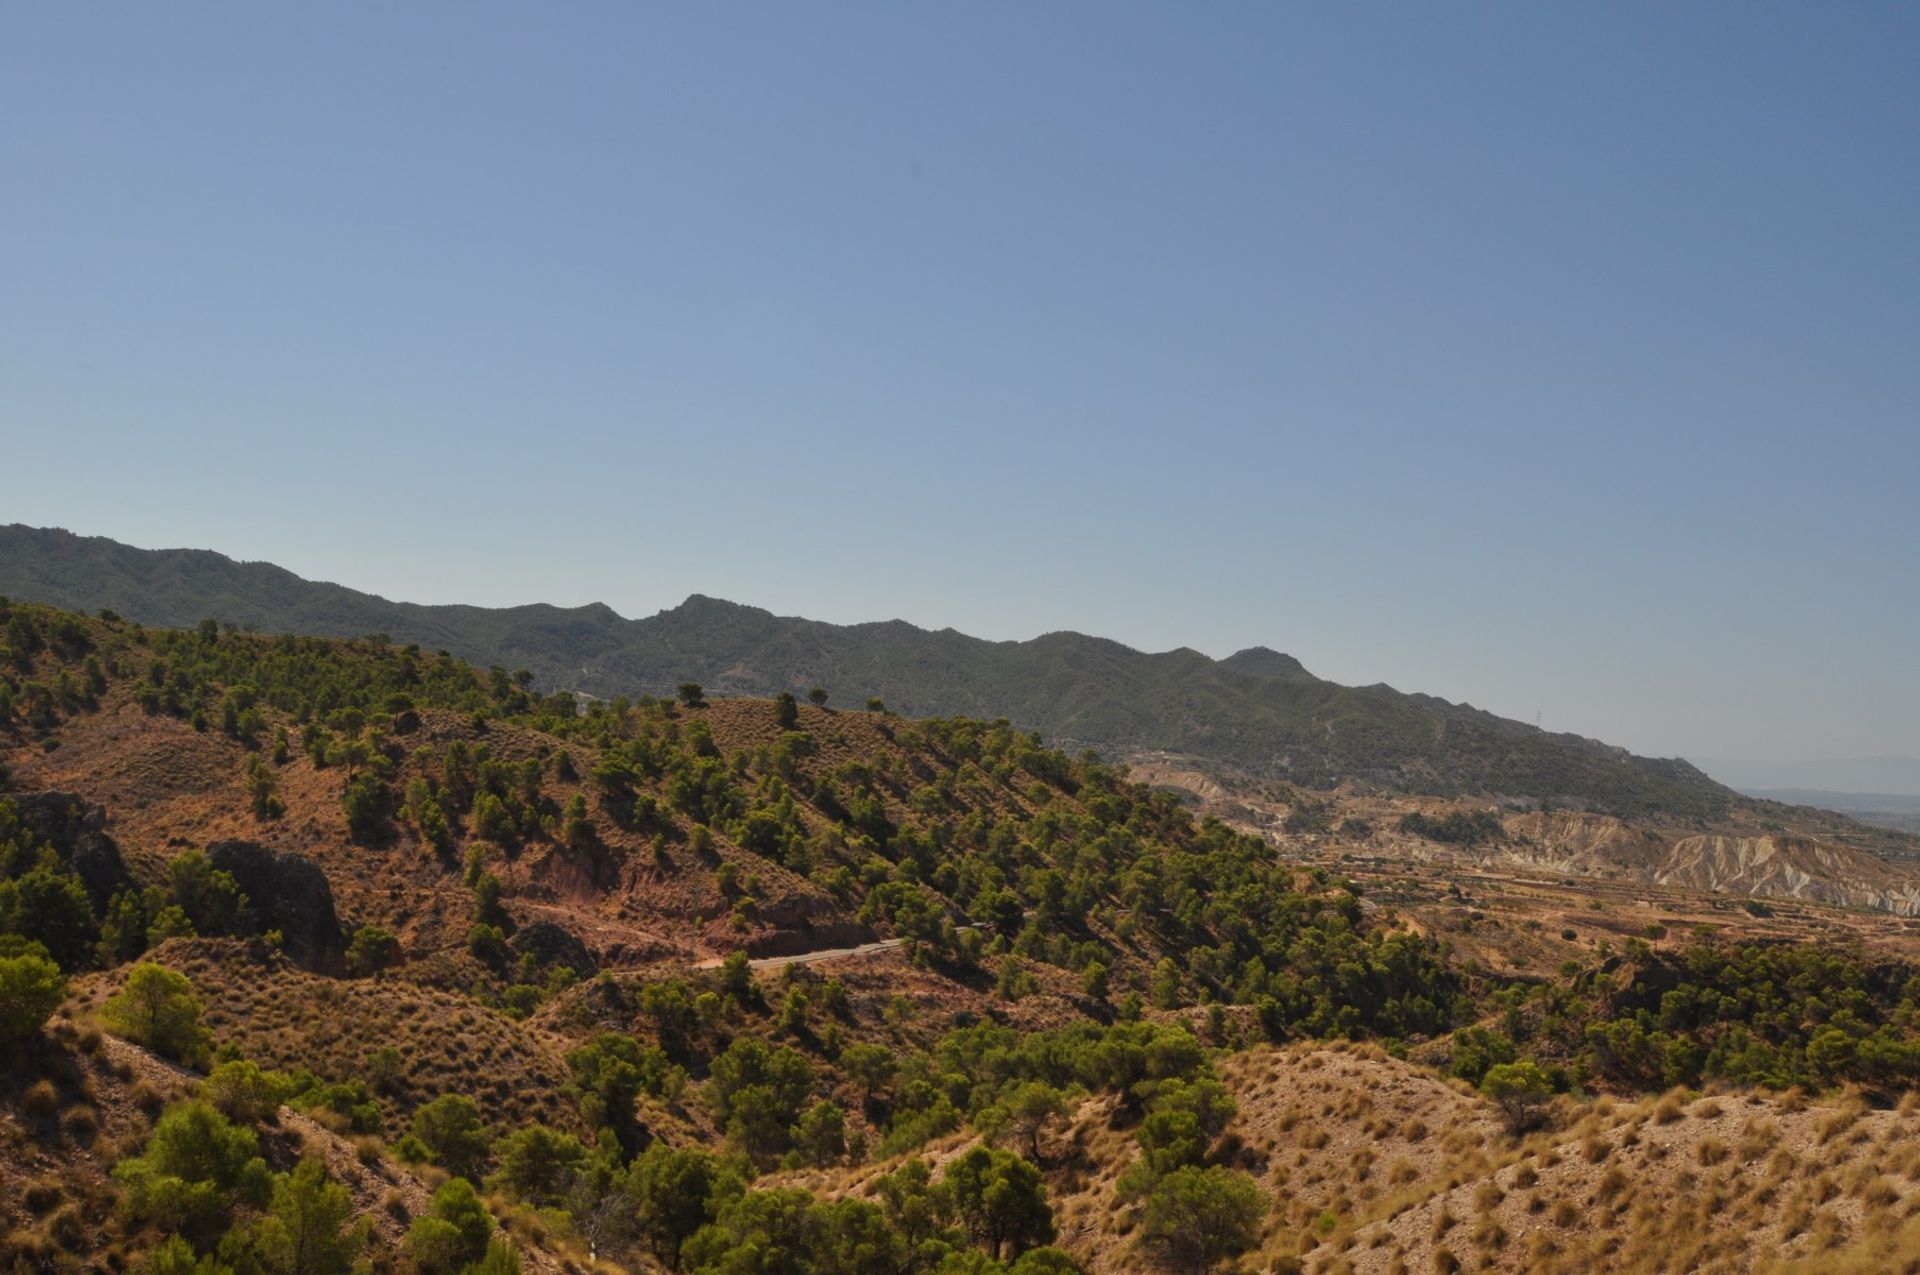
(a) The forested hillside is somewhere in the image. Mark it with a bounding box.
[9,602,1920,1271]
[0,525,1737,819]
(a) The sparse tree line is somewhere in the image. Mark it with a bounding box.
[5,946,1264,1273]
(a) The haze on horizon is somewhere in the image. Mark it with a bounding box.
[2,5,1915,768]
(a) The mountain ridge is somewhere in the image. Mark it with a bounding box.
[0,523,1735,818]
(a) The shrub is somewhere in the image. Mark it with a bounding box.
[21,1078,58,1118]
[790,1100,847,1168]
[100,962,211,1065]
[405,1178,494,1274]
[465,1241,521,1275]
[625,1143,741,1268]
[486,1125,587,1210]
[0,948,66,1050]
[980,1081,1072,1163]
[62,1104,100,1145]
[1482,1061,1554,1135]
[409,1094,492,1182]
[942,1145,1055,1261]
[292,1078,383,1134]
[1136,1165,1266,1272]
[113,1100,272,1248]
[201,1059,293,1125]
[345,925,398,977]
[253,1158,363,1275]
[367,1045,404,1094]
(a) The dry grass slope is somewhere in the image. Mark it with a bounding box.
[73,940,578,1137]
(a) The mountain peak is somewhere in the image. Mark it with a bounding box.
[669,593,757,616]
[1222,646,1312,681]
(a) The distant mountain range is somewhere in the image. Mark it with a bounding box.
[0,523,1737,819]
[1698,756,1920,797]
[1733,790,1920,837]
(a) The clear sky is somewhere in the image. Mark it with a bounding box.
[3,4,1915,766]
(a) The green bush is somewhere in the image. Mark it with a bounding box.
[404,1178,493,1275]
[1136,1165,1265,1272]
[113,1100,273,1249]
[253,1159,363,1275]
[409,1094,492,1182]
[0,946,65,1050]
[200,1059,293,1126]
[101,962,211,1065]
[345,925,398,977]
[624,1143,743,1268]
[486,1125,587,1210]
[1482,1060,1554,1134]
[942,1146,1055,1261]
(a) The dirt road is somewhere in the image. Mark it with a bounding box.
[692,937,908,971]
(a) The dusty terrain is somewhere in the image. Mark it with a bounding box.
[1131,757,1920,917]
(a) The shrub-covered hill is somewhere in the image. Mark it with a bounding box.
[0,600,1473,1033]
[12,600,1920,1272]
[0,523,1742,818]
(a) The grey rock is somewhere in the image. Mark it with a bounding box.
[206,840,345,967]
[7,790,130,909]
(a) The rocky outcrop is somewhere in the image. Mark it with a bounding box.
[744,922,876,960]
[205,840,345,966]
[6,790,130,908]
[507,920,597,978]
[1656,835,1920,916]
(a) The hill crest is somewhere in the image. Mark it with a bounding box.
[0,523,1757,820]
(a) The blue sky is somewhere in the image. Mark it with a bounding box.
[2,4,1915,766]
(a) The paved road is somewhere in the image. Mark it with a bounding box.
[692,937,907,972]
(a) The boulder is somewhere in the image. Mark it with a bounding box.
[205,840,345,967]
[508,920,597,978]
[6,790,131,909]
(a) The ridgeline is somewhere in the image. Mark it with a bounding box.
[0,525,1732,820]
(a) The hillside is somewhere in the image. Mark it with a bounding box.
[1743,789,1920,837]
[10,602,1920,1272]
[1,524,1739,820]
[1127,766,1920,915]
